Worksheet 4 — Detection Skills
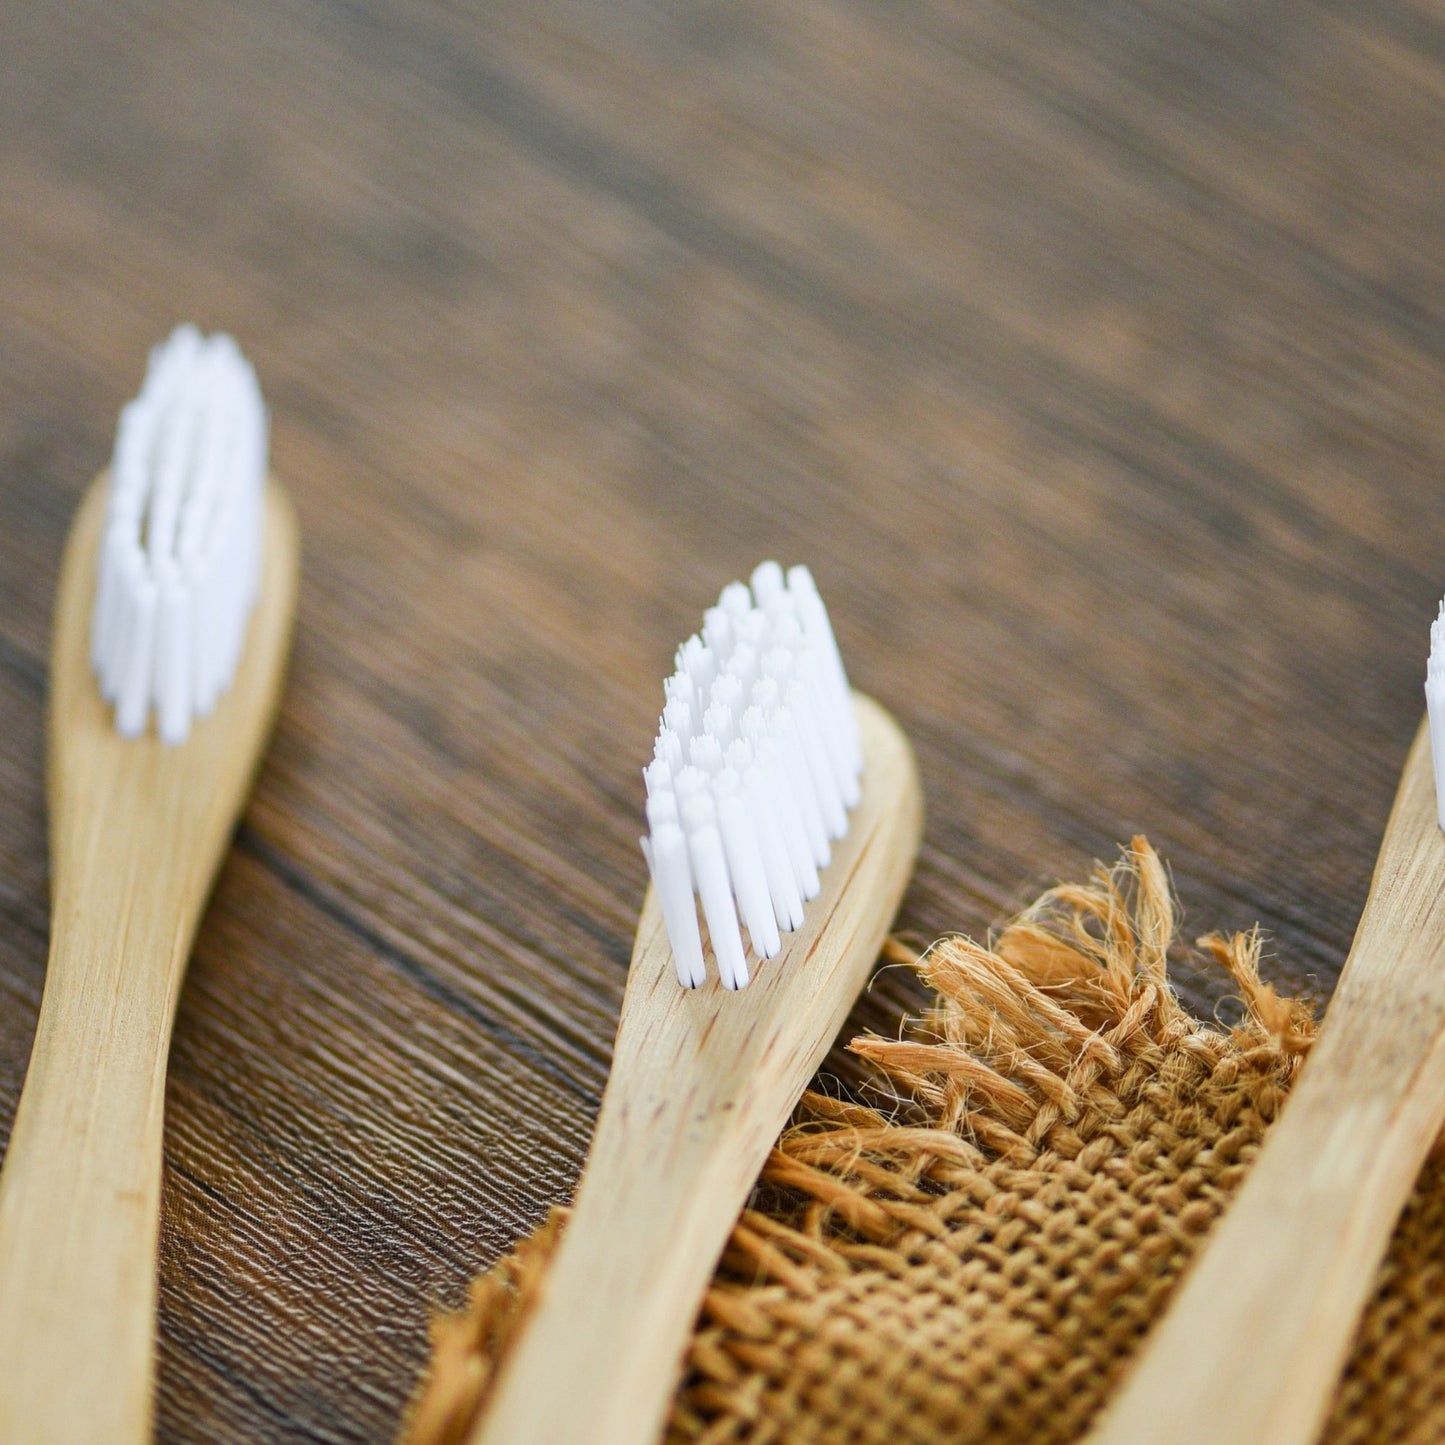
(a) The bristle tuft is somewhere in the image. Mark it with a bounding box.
[641,562,861,988]
[92,325,268,745]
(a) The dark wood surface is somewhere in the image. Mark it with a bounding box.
[1,2,1442,1440]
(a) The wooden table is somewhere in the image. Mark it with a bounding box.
[1,2,1441,1440]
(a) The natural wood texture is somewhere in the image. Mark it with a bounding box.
[1090,715,1445,1445]
[1,2,1444,1441]
[0,474,299,1444]
[474,693,922,1445]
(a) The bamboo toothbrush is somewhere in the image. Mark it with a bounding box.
[473,563,923,1445]
[1089,616,1445,1445]
[0,327,299,1445]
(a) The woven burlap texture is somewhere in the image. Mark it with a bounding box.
[402,837,1445,1445]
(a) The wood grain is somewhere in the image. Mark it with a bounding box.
[1089,716,1445,1445]
[0,2,1442,1441]
[0,474,298,1444]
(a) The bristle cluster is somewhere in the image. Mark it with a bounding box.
[641,562,862,990]
[1427,600,1445,831]
[91,326,268,745]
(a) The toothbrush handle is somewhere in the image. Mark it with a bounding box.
[1089,718,1445,1445]
[473,1041,781,1445]
[0,919,184,1445]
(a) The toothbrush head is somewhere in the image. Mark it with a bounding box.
[90,325,269,746]
[641,562,863,989]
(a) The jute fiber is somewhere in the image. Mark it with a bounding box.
[402,838,1445,1445]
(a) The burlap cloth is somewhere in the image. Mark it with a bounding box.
[401,838,1445,1445]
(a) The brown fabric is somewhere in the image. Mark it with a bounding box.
[401,838,1445,1445]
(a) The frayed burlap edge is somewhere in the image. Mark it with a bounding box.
[400,837,1445,1445]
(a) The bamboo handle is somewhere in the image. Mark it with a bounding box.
[476,993,776,1445]
[1090,719,1445,1445]
[0,926,182,1444]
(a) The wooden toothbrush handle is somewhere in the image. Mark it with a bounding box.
[473,1085,774,1445]
[0,928,182,1445]
[1090,720,1445,1445]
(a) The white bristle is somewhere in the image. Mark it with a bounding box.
[645,790,679,831]
[702,607,732,658]
[674,764,708,801]
[730,736,805,931]
[653,728,684,775]
[90,325,268,746]
[662,696,694,746]
[641,562,860,988]
[773,702,831,867]
[643,758,673,798]
[790,564,861,772]
[702,702,735,747]
[748,720,820,901]
[749,559,786,605]
[1427,599,1445,832]
[683,639,717,703]
[643,824,706,989]
[715,767,781,959]
[681,791,750,990]
[725,642,759,699]
[663,670,695,712]
[736,609,770,654]
[710,673,742,713]
[719,581,752,620]
[689,733,724,773]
